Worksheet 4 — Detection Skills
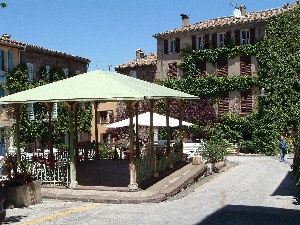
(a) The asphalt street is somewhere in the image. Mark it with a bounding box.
[4,156,300,225]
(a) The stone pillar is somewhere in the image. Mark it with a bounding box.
[127,102,138,190]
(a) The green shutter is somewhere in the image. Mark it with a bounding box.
[0,50,3,70]
[8,51,14,71]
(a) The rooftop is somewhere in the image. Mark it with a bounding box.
[153,5,294,38]
[115,52,157,69]
[0,34,90,63]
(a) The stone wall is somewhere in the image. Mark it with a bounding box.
[116,65,156,83]
[20,49,89,77]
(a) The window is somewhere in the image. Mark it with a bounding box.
[27,63,34,83]
[168,62,178,78]
[0,50,14,71]
[98,111,112,124]
[196,60,206,76]
[217,33,226,48]
[218,94,229,113]
[168,39,176,54]
[196,35,205,50]
[240,56,252,76]
[241,92,252,113]
[217,57,228,76]
[164,38,180,54]
[130,70,137,78]
[240,29,250,45]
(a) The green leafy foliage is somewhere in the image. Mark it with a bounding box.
[3,65,92,148]
[201,139,229,163]
[159,6,300,161]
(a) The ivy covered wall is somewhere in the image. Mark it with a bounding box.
[159,6,300,156]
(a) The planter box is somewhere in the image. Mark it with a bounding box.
[3,180,42,208]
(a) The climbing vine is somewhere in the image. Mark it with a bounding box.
[160,6,300,159]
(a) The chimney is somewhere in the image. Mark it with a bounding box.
[180,14,189,27]
[2,34,11,39]
[294,0,299,5]
[135,48,144,59]
[283,2,290,9]
[239,5,247,16]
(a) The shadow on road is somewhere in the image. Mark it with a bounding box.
[271,170,300,205]
[196,205,300,225]
[3,215,27,224]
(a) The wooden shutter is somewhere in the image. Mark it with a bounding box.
[240,56,252,76]
[0,50,3,70]
[217,57,228,76]
[225,31,231,46]
[250,27,256,45]
[27,63,34,83]
[168,62,178,78]
[196,60,206,76]
[192,36,196,50]
[8,51,14,71]
[235,30,240,45]
[164,40,168,54]
[204,34,210,49]
[218,94,229,113]
[45,65,50,81]
[175,38,180,53]
[52,103,58,119]
[241,92,252,113]
[0,73,7,85]
[28,103,35,120]
[212,33,217,48]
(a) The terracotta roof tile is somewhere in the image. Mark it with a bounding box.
[0,36,90,63]
[153,6,292,38]
[115,53,157,69]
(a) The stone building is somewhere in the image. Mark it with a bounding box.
[0,34,90,154]
[115,48,157,82]
[153,2,298,115]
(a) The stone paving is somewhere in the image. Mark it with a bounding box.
[42,160,207,204]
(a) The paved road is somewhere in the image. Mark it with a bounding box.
[4,156,300,225]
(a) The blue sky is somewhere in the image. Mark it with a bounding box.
[1,0,287,71]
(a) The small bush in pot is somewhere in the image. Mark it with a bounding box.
[202,139,229,163]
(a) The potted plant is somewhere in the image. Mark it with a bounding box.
[1,157,42,208]
[202,139,229,174]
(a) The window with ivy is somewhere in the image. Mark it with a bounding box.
[218,94,229,113]
[241,91,252,113]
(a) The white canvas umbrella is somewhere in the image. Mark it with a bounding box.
[106,112,193,128]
